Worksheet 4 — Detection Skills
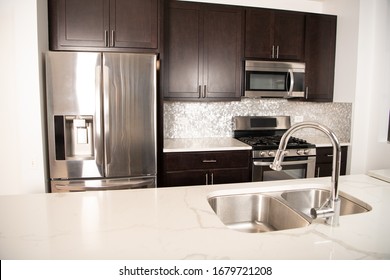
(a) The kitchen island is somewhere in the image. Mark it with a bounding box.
[0,174,389,259]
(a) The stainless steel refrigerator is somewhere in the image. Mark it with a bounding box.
[45,51,157,192]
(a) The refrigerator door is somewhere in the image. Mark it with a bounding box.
[103,53,157,177]
[46,52,104,179]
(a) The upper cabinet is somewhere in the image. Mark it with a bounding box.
[163,0,243,101]
[48,0,160,51]
[245,8,305,61]
[304,14,337,102]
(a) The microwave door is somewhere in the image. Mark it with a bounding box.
[245,71,288,98]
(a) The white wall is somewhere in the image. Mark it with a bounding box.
[0,0,48,195]
[349,0,390,173]
[322,0,360,103]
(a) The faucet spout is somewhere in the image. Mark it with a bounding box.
[270,121,342,226]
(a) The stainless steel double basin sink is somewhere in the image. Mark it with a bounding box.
[208,188,372,233]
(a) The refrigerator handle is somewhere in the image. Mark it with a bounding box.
[103,64,111,170]
[95,64,104,173]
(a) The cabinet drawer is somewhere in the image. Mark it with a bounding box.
[164,151,251,171]
[316,146,348,164]
[164,168,251,187]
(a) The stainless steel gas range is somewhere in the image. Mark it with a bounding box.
[233,116,316,182]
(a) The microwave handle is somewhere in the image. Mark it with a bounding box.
[287,69,294,97]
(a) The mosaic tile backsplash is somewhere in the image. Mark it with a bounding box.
[164,99,352,143]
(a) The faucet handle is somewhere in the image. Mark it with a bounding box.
[310,198,341,226]
[310,207,334,219]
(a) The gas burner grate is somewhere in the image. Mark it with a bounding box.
[237,136,311,149]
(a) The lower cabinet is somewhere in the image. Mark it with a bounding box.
[162,150,251,187]
[315,146,348,177]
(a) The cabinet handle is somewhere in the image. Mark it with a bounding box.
[202,159,217,163]
[276,45,280,59]
[211,173,214,185]
[305,86,309,99]
[316,167,321,177]
[111,30,115,47]
[203,85,207,98]
[326,154,333,157]
[104,30,109,47]
[198,85,202,98]
[271,45,275,59]
[205,173,208,185]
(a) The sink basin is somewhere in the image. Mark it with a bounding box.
[208,194,310,233]
[281,189,372,218]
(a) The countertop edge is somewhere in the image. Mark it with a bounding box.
[367,169,390,183]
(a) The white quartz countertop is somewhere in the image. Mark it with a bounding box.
[368,169,390,183]
[163,137,349,152]
[1,174,390,260]
[164,137,252,152]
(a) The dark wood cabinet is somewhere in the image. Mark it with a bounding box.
[49,0,160,51]
[304,14,337,102]
[315,146,347,177]
[245,8,305,61]
[164,1,243,101]
[162,150,251,187]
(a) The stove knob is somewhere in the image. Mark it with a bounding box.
[260,151,266,157]
[296,149,305,156]
[268,151,275,157]
[304,149,310,155]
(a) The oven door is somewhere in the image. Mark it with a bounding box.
[252,157,315,182]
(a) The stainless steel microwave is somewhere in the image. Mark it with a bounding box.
[244,60,305,98]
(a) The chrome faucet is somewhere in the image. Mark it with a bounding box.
[270,122,342,226]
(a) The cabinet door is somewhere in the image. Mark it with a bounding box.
[203,5,243,100]
[274,11,305,61]
[245,8,304,61]
[164,1,202,99]
[315,146,347,177]
[164,170,208,187]
[110,0,158,49]
[304,14,337,101]
[50,0,110,49]
[245,8,273,59]
[212,168,251,184]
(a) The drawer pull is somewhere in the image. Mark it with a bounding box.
[326,154,333,157]
[202,159,217,163]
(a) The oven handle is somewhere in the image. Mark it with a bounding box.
[253,158,315,166]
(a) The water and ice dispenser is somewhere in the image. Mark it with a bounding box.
[54,115,94,160]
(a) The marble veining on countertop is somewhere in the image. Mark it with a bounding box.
[163,137,252,152]
[0,174,389,260]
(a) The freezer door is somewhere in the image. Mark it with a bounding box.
[46,52,104,179]
[103,53,157,177]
